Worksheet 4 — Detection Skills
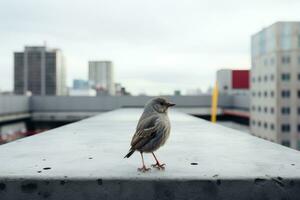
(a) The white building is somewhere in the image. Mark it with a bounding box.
[217,69,249,95]
[88,61,115,95]
[251,22,300,150]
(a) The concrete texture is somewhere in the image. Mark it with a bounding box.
[0,109,299,200]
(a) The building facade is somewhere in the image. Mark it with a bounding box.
[251,22,300,150]
[73,79,89,90]
[14,46,66,96]
[88,61,115,95]
[217,69,250,95]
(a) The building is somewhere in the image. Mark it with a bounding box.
[114,83,130,96]
[68,88,96,96]
[14,46,66,96]
[88,61,115,95]
[217,69,250,95]
[73,79,89,90]
[251,22,300,150]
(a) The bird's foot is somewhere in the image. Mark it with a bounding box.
[137,165,151,173]
[151,162,166,170]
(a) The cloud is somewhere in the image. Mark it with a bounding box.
[0,0,299,94]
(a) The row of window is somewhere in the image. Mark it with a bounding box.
[252,90,300,98]
[251,120,275,130]
[252,106,300,115]
[256,56,300,67]
[252,121,300,133]
[252,73,300,83]
[281,140,300,149]
[251,106,275,114]
[251,91,274,97]
[252,74,274,83]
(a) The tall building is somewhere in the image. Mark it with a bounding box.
[217,69,249,95]
[14,46,66,96]
[251,22,300,150]
[88,61,115,95]
[73,79,89,90]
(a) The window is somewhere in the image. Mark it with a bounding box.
[270,124,275,130]
[281,73,290,81]
[270,57,275,65]
[258,91,261,97]
[252,77,255,83]
[281,124,290,132]
[264,91,268,97]
[258,76,261,82]
[298,107,300,115]
[281,140,290,147]
[264,59,268,66]
[252,92,256,97]
[298,73,300,80]
[252,120,256,125]
[258,106,261,112]
[252,106,256,111]
[298,124,300,132]
[270,107,274,114]
[258,121,261,127]
[264,122,268,129]
[270,91,274,97]
[298,90,300,98]
[282,56,291,64]
[281,90,290,98]
[270,74,274,81]
[281,107,290,115]
[264,107,268,113]
[264,75,268,81]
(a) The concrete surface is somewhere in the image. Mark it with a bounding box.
[0,109,299,200]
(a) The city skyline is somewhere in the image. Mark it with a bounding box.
[1,0,300,95]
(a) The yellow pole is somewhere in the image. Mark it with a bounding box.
[211,82,218,123]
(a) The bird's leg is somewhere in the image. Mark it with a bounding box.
[151,152,165,170]
[138,152,151,172]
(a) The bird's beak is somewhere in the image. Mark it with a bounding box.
[166,102,176,107]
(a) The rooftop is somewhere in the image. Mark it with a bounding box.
[0,109,299,199]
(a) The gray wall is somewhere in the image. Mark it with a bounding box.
[0,95,30,115]
[30,95,237,112]
[0,95,249,115]
[232,95,250,110]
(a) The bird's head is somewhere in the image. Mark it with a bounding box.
[146,97,175,113]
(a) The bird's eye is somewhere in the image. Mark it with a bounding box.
[160,102,164,105]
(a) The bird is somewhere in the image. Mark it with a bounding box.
[124,97,175,172]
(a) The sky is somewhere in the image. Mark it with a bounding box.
[0,0,299,95]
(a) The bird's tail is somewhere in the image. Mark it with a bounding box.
[124,149,135,158]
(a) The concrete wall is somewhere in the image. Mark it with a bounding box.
[30,95,236,112]
[0,95,30,115]
[232,95,250,110]
[0,95,249,115]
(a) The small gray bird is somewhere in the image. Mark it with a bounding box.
[124,97,175,172]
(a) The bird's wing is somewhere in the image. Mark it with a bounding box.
[130,115,160,150]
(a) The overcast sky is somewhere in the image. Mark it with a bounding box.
[0,0,299,95]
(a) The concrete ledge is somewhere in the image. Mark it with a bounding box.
[0,109,300,199]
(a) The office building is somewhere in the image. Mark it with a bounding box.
[251,22,300,149]
[14,46,66,96]
[217,69,250,95]
[88,61,115,95]
[73,79,89,90]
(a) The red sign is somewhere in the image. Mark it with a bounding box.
[232,70,249,89]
